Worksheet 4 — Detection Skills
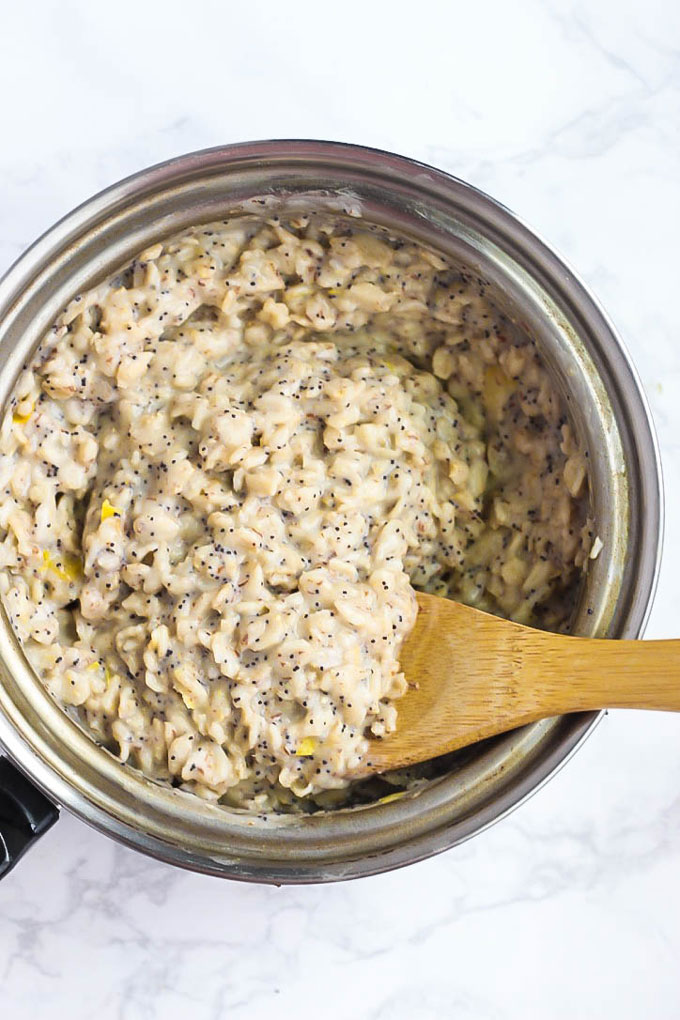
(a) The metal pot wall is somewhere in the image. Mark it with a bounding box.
[0,142,663,883]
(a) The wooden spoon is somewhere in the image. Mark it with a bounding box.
[359,592,677,776]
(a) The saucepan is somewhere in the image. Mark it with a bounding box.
[0,141,662,883]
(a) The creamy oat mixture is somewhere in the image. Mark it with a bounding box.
[0,215,591,811]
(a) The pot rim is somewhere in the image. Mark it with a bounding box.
[0,140,664,883]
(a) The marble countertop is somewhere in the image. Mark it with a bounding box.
[2,1,679,1016]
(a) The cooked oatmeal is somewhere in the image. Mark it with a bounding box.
[0,214,591,811]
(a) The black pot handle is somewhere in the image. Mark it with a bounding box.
[0,757,59,878]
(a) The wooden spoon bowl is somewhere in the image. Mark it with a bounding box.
[359,592,677,776]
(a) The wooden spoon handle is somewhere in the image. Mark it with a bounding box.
[512,632,680,715]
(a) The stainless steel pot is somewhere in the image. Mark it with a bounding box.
[0,141,663,883]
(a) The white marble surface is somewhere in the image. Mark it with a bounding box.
[2,1,680,1016]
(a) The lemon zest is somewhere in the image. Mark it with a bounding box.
[41,550,63,579]
[295,736,318,757]
[378,791,407,805]
[101,498,122,522]
[86,661,101,672]
[12,402,34,424]
[41,549,83,583]
[61,552,83,581]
